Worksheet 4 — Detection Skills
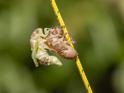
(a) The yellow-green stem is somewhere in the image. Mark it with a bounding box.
[50,0,93,93]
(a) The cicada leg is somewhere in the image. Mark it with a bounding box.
[31,41,39,67]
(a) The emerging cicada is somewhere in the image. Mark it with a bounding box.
[30,28,62,67]
[30,27,77,67]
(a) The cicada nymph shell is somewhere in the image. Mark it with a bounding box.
[45,27,78,59]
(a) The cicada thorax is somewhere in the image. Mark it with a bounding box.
[45,27,78,59]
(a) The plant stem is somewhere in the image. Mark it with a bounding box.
[50,0,93,93]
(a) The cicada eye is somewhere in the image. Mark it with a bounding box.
[45,28,50,31]
[44,28,50,32]
[44,28,51,35]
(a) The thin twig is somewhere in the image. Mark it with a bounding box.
[50,0,93,93]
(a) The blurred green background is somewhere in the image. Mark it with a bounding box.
[0,0,124,93]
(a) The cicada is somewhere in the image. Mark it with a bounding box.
[30,28,62,67]
[30,27,77,67]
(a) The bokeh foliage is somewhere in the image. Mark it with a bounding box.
[0,0,124,93]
